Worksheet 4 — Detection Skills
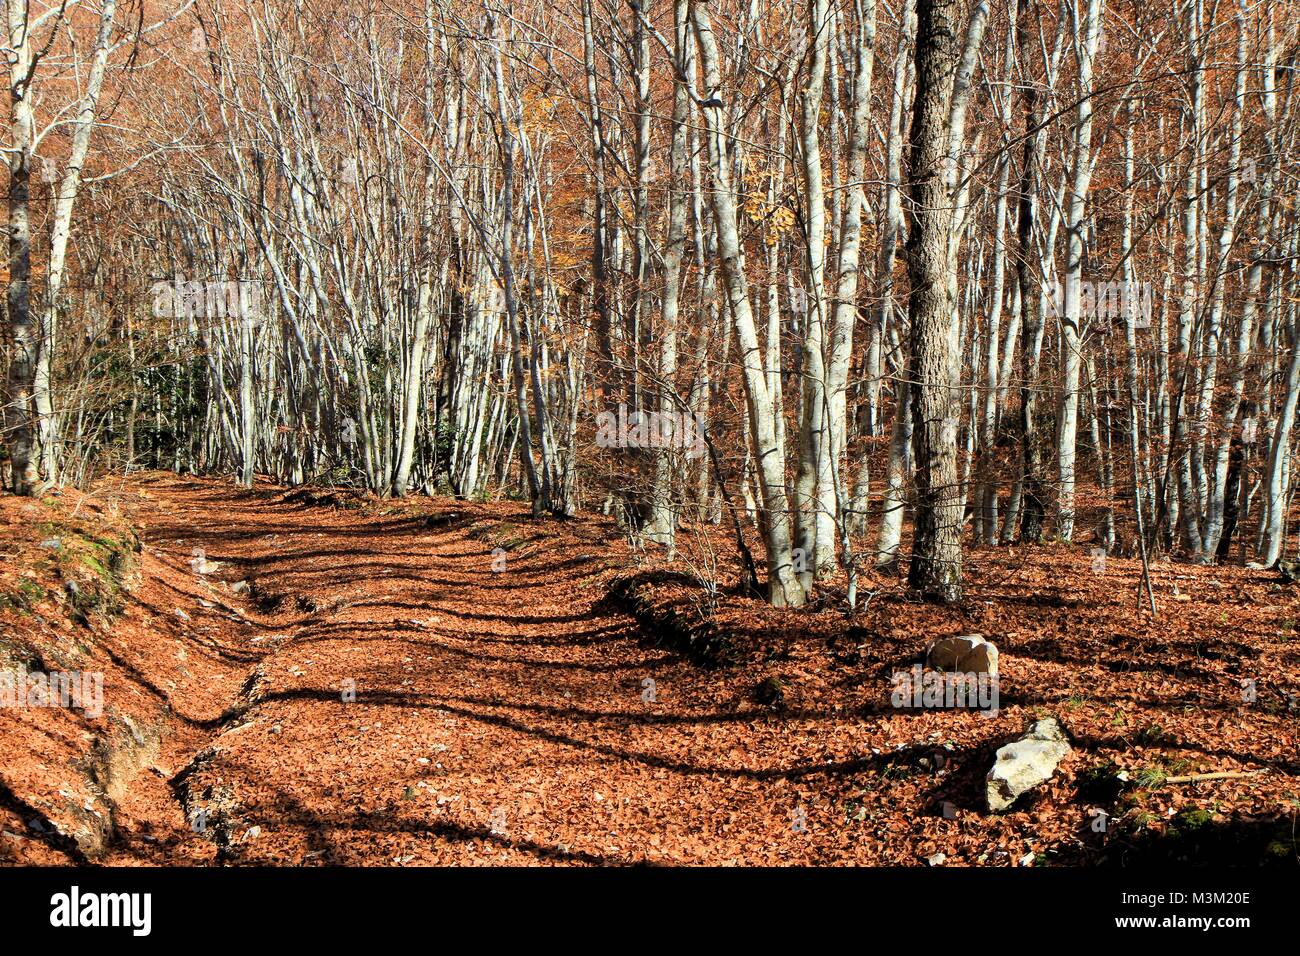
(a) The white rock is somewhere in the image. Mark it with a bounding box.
[926,634,999,675]
[986,717,1070,813]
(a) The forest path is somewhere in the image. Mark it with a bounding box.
[115,474,867,865]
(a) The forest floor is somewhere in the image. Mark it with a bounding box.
[1,473,1298,866]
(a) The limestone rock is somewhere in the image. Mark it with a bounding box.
[986,717,1071,813]
[926,634,998,675]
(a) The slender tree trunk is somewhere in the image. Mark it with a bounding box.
[645,0,692,546]
[1055,0,1102,542]
[793,0,836,587]
[692,1,805,607]
[4,4,36,494]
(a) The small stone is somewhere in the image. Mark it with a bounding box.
[192,557,224,575]
[986,717,1071,813]
[174,609,191,621]
[39,538,62,550]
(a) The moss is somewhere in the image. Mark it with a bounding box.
[1174,807,1215,832]
[2,517,140,630]
[80,553,110,580]
[1109,806,1299,866]
[1265,838,1295,861]
[0,575,53,618]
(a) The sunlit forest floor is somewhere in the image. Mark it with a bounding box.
[1,473,1297,865]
